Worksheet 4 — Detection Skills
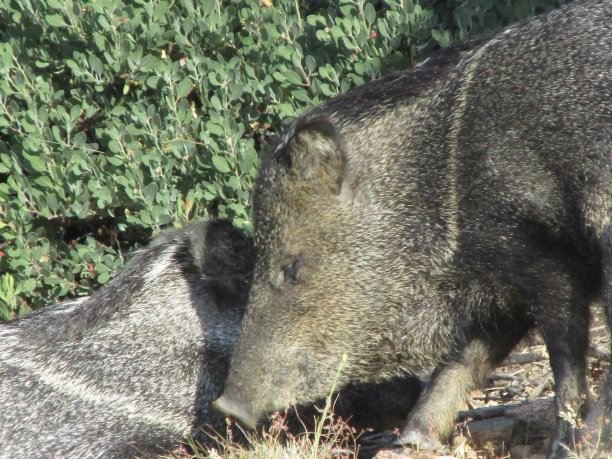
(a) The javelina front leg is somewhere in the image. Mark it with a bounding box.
[397,334,525,451]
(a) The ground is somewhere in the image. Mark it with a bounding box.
[369,308,611,459]
[185,310,610,459]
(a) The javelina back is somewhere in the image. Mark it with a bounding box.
[0,220,254,458]
[215,1,612,456]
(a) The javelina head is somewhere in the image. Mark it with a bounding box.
[215,116,406,427]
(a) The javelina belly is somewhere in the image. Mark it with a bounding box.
[0,220,253,458]
[215,1,612,456]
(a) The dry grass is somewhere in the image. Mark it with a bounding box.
[167,405,609,459]
[170,353,362,459]
[167,404,360,459]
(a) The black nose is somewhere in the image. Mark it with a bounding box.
[213,394,259,429]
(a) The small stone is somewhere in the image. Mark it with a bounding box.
[373,449,411,459]
[509,444,532,459]
[466,417,514,447]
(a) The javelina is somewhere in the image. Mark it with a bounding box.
[0,219,421,458]
[0,220,254,458]
[214,1,612,456]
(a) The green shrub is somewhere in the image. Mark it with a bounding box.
[0,0,566,319]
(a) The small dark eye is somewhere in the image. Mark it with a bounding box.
[283,258,302,284]
[270,256,303,290]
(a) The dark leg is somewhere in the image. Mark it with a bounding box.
[534,271,590,458]
[583,372,612,455]
[579,141,612,455]
[397,332,525,451]
[583,230,612,455]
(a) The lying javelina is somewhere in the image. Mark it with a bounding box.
[214,1,612,456]
[0,220,421,458]
[0,220,254,458]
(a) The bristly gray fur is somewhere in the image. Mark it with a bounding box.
[0,220,254,458]
[217,1,612,456]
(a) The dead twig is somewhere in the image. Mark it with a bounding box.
[458,403,524,422]
[527,372,553,402]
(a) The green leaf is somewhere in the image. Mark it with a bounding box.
[272,71,286,82]
[153,1,169,21]
[107,156,123,166]
[230,83,243,100]
[47,194,59,213]
[364,3,376,26]
[378,19,389,38]
[46,0,64,8]
[212,155,231,173]
[70,105,82,121]
[176,78,193,98]
[285,70,303,86]
[33,176,53,188]
[89,54,104,75]
[141,55,164,72]
[181,0,195,14]
[206,121,225,136]
[306,14,324,27]
[46,14,67,27]
[143,183,158,202]
[139,210,153,225]
[304,55,317,74]
[21,278,37,293]
[97,15,110,29]
[108,140,121,153]
[146,75,160,89]
[201,0,215,14]
[43,276,63,286]
[22,153,47,173]
[291,88,311,103]
[110,106,126,116]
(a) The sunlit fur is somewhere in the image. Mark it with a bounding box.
[220,1,612,456]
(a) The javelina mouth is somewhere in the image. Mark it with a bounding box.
[213,395,259,428]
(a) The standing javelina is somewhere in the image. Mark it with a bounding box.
[215,1,612,456]
[0,220,254,458]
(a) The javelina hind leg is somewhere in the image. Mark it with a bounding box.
[583,373,612,455]
[583,230,612,454]
[536,275,590,458]
[397,333,525,451]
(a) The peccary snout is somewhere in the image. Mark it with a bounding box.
[213,394,260,429]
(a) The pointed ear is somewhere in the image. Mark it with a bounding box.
[289,117,352,200]
[200,220,254,278]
